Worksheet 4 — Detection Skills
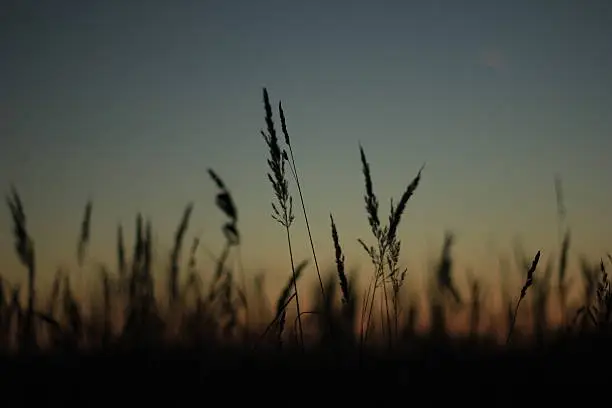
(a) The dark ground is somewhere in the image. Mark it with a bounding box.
[0,334,609,404]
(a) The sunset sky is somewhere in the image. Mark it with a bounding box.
[1,0,611,303]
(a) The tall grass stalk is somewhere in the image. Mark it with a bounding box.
[507,250,541,344]
[169,203,193,307]
[554,175,570,327]
[278,100,327,304]
[261,87,304,349]
[6,187,37,350]
[208,168,248,335]
[357,145,423,350]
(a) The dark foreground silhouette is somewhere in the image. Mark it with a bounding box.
[2,88,609,402]
[0,331,608,404]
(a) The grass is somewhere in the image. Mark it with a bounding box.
[1,88,612,397]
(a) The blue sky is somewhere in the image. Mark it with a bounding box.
[1,0,611,300]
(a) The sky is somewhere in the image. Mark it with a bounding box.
[1,0,611,306]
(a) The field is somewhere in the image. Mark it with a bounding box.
[1,89,610,399]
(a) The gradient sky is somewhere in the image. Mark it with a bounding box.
[1,0,611,302]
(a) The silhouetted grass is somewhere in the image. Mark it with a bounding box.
[1,89,611,398]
